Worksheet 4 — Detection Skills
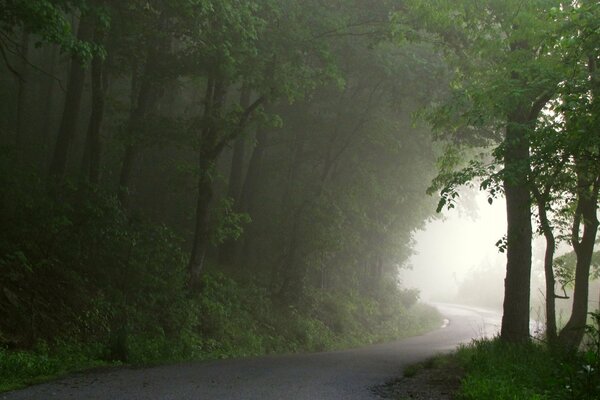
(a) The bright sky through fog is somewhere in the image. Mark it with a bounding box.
[402,190,507,302]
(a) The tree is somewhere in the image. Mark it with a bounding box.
[48,10,96,181]
[555,1,600,347]
[403,0,562,342]
[184,0,344,287]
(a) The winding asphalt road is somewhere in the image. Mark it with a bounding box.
[2,303,501,400]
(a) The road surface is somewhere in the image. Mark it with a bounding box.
[2,303,501,400]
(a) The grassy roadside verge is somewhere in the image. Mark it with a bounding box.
[0,343,114,392]
[382,335,600,400]
[0,300,441,393]
[454,338,600,400]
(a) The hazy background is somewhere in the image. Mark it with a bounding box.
[405,188,600,320]
[403,190,507,308]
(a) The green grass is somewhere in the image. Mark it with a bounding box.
[402,353,452,377]
[0,299,441,393]
[454,338,600,400]
[0,342,114,392]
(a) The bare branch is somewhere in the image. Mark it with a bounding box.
[0,42,21,80]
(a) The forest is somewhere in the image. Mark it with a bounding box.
[0,0,599,399]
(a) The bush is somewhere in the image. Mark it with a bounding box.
[0,166,196,358]
[456,327,600,400]
[0,341,109,392]
[0,157,443,391]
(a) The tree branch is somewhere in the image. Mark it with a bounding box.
[213,95,266,156]
[0,42,21,80]
[528,90,555,121]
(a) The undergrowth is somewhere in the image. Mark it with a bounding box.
[455,313,600,400]
[0,168,441,392]
[0,271,441,392]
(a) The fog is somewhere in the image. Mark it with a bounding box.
[403,190,507,307]
[3,4,599,395]
[404,188,596,317]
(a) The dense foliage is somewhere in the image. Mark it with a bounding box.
[456,317,600,400]
[2,0,598,396]
[407,0,600,346]
[0,0,445,390]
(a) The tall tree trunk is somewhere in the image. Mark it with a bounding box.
[40,45,58,167]
[188,76,227,288]
[239,126,268,217]
[117,66,140,207]
[81,25,108,185]
[117,145,137,208]
[117,38,165,208]
[227,85,251,203]
[187,74,265,286]
[276,206,304,303]
[536,196,558,343]
[15,31,30,153]
[48,14,94,182]
[558,171,600,348]
[218,84,251,267]
[276,122,339,301]
[188,158,215,288]
[558,56,600,349]
[500,108,533,343]
[238,125,269,267]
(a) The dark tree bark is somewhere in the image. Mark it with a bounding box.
[218,84,251,267]
[531,158,566,344]
[237,125,269,268]
[15,31,30,152]
[48,14,94,182]
[40,45,59,164]
[117,38,165,208]
[188,77,264,287]
[228,85,251,203]
[188,75,227,288]
[188,157,217,288]
[535,196,558,342]
[276,206,304,303]
[558,56,600,349]
[239,127,268,217]
[117,65,140,208]
[117,145,137,209]
[500,107,533,343]
[558,165,600,348]
[81,25,109,185]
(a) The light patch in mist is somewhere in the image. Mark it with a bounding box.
[402,191,507,304]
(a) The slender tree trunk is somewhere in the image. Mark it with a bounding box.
[276,123,339,301]
[118,145,137,208]
[228,136,246,200]
[558,56,600,349]
[117,38,165,208]
[49,14,94,182]
[81,25,108,185]
[239,125,269,266]
[218,85,251,266]
[536,197,558,343]
[188,76,226,288]
[15,31,30,153]
[558,173,599,348]
[240,127,268,216]
[187,74,266,285]
[117,66,140,207]
[276,204,305,303]
[228,85,251,203]
[188,158,215,287]
[500,108,533,343]
[40,46,58,166]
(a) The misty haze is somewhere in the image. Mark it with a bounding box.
[1,1,599,399]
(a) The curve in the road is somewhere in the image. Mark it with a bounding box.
[2,303,501,400]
